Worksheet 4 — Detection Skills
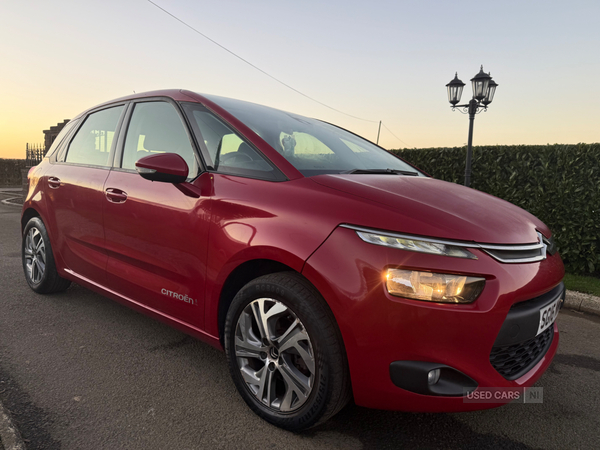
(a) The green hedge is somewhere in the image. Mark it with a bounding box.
[0,159,28,186]
[392,144,600,275]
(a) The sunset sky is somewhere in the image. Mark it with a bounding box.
[1,0,599,159]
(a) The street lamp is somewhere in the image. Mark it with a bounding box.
[446,66,498,187]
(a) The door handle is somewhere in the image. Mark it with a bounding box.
[48,177,61,189]
[105,188,128,203]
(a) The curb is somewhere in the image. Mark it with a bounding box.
[0,400,26,450]
[564,289,600,317]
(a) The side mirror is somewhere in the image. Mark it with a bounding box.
[135,153,189,184]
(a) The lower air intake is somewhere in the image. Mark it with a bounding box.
[489,326,554,380]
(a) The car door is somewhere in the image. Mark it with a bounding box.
[102,99,211,328]
[44,104,126,284]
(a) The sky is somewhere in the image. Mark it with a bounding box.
[1,0,599,159]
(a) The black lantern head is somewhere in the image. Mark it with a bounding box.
[446,72,465,106]
[471,65,492,101]
[482,77,498,106]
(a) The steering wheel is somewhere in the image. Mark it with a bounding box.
[219,152,253,164]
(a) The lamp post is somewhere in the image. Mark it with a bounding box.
[446,66,498,187]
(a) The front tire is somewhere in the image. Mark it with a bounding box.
[22,217,71,294]
[224,272,351,431]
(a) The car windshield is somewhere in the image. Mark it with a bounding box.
[203,94,424,177]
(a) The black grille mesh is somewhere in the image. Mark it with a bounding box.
[489,326,553,380]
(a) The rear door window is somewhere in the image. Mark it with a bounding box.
[65,106,124,167]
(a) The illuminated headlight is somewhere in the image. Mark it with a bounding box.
[386,269,485,303]
[356,231,476,259]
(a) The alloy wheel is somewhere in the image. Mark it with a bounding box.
[24,227,46,284]
[234,298,315,412]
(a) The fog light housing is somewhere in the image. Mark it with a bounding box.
[386,269,485,303]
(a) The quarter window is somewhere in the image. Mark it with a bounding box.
[182,103,278,180]
[121,102,199,178]
[47,119,79,159]
[65,106,123,166]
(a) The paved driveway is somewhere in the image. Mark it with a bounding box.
[1,202,599,449]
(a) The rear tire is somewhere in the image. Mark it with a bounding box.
[22,217,71,294]
[224,272,351,431]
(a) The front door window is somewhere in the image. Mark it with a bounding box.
[121,101,199,178]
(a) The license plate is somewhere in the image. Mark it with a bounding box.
[537,298,560,336]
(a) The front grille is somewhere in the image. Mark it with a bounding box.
[479,232,547,263]
[489,326,554,380]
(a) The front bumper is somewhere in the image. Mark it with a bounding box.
[302,226,565,411]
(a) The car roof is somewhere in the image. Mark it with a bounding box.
[73,89,199,118]
[73,89,304,180]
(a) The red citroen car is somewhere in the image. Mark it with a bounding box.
[22,90,564,430]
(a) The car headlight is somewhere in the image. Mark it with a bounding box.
[356,230,476,259]
[386,269,485,303]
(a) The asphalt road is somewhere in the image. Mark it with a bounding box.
[1,202,599,450]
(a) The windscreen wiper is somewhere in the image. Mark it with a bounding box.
[343,168,419,176]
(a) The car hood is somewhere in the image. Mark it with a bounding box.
[310,174,548,245]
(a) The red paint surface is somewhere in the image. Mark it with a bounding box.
[135,153,189,178]
[23,89,565,413]
[302,226,563,410]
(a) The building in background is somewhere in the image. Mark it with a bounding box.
[26,119,70,166]
[44,119,70,152]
